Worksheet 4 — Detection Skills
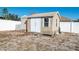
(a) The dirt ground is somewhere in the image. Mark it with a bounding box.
[0,30,79,51]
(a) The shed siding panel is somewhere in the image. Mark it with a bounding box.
[30,18,41,32]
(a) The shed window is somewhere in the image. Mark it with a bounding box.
[44,18,49,27]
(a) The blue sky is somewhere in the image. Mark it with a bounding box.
[0,7,79,20]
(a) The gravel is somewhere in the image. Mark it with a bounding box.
[0,31,79,51]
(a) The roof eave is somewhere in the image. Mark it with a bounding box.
[27,16,53,19]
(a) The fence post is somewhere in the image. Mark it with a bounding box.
[70,21,73,33]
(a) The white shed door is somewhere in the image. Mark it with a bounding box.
[30,18,41,32]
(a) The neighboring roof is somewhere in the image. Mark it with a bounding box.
[26,12,58,18]
[60,16,72,22]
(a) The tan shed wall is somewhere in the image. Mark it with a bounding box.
[52,13,60,34]
[41,13,60,35]
[41,18,53,35]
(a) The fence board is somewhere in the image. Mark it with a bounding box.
[60,22,79,33]
[0,20,21,31]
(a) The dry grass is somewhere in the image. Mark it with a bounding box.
[0,30,79,51]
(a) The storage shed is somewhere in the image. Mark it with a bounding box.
[22,12,61,35]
